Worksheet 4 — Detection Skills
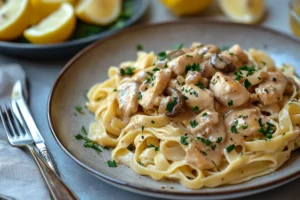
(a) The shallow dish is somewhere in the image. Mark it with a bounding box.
[48,20,300,200]
[0,0,148,59]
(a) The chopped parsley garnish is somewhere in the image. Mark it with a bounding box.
[136,44,143,51]
[164,63,168,68]
[75,128,104,153]
[151,120,155,124]
[229,52,234,56]
[216,137,223,143]
[138,92,142,100]
[234,65,257,81]
[153,67,160,72]
[227,144,235,153]
[261,61,266,65]
[157,51,167,60]
[264,88,269,93]
[113,88,117,92]
[231,120,238,133]
[195,82,205,89]
[197,137,212,146]
[166,97,178,112]
[228,100,233,106]
[180,136,189,145]
[212,160,220,171]
[127,144,135,151]
[185,63,200,73]
[241,124,248,129]
[138,161,145,166]
[83,141,102,153]
[183,95,188,100]
[148,144,159,151]
[141,126,144,131]
[244,79,252,89]
[202,112,208,117]
[173,43,183,50]
[120,67,135,76]
[186,55,193,58]
[81,126,87,135]
[201,151,207,156]
[212,144,216,150]
[190,120,198,128]
[145,77,151,83]
[192,106,199,112]
[258,119,275,139]
[107,160,118,168]
[75,106,84,114]
[238,115,244,118]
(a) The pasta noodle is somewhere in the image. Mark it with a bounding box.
[86,43,300,189]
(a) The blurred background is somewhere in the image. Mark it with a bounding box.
[0,0,299,58]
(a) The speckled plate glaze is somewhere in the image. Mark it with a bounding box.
[48,20,300,200]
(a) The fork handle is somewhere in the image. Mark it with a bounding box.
[26,145,78,200]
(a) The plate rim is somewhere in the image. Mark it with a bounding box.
[47,19,300,197]
[0,0,149,50]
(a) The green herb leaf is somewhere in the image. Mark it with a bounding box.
[190,120,198,128]
[107,160,118,168]
[151,120,155,124]
[226,144,235,153]
[192,106,199,112]
[228,100,233,106]
[185,63,200,73]
[231,120,238,133]
[75,106,83,114]
[83,141,102,153]
[120,67,135,76]
[180,136,189,145]
[197,137,212,146]
[141,126,145,131]
[153,67,160,72]
[244,79,252,89]
[148,144,159,151]
[81,126,87,135]
[157,51,167,60]
[216,137,223,143]
[195,82,205,89]
[166,97,178,112]
[212,144,216,150]
[202,112,208,117]
[136,44,143,51]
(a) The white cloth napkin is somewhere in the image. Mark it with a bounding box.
[0,65,50,200]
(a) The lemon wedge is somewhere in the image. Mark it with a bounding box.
[76,0,121,26]
[219,0,266,24]
[30,0,76,25]
[160,0,212,16]
[24,3,76,44]
[0,0,31,40]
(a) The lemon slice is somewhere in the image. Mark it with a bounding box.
[24,3,76,44]
[30,0,76,25]
[160,0,212,16]
[219,0,266,24]
[0,0,30,40]
[76,0,121,26]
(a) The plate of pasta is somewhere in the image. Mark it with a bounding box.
[48,20,300,199]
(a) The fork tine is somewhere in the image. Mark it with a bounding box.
[0,105,13,138]
[2,104,19,137]
[12,101,30,136]
[9,103,25,136]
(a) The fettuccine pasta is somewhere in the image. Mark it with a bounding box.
[86,43,300,189]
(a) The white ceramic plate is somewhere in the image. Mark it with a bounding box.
[48,20,300,200]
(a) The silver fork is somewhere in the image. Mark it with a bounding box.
[0,103,78,200]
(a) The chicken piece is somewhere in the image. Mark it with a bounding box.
[228,44,249,63]
[181,84,214,110]
[185,71,201,84]
[255,72,288,105]
[117,82,140,117]
[188,110,226,140]
[225,108,261,136]
[139,69,171,109]
[210,72,250,108]
[168,50,202,76]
